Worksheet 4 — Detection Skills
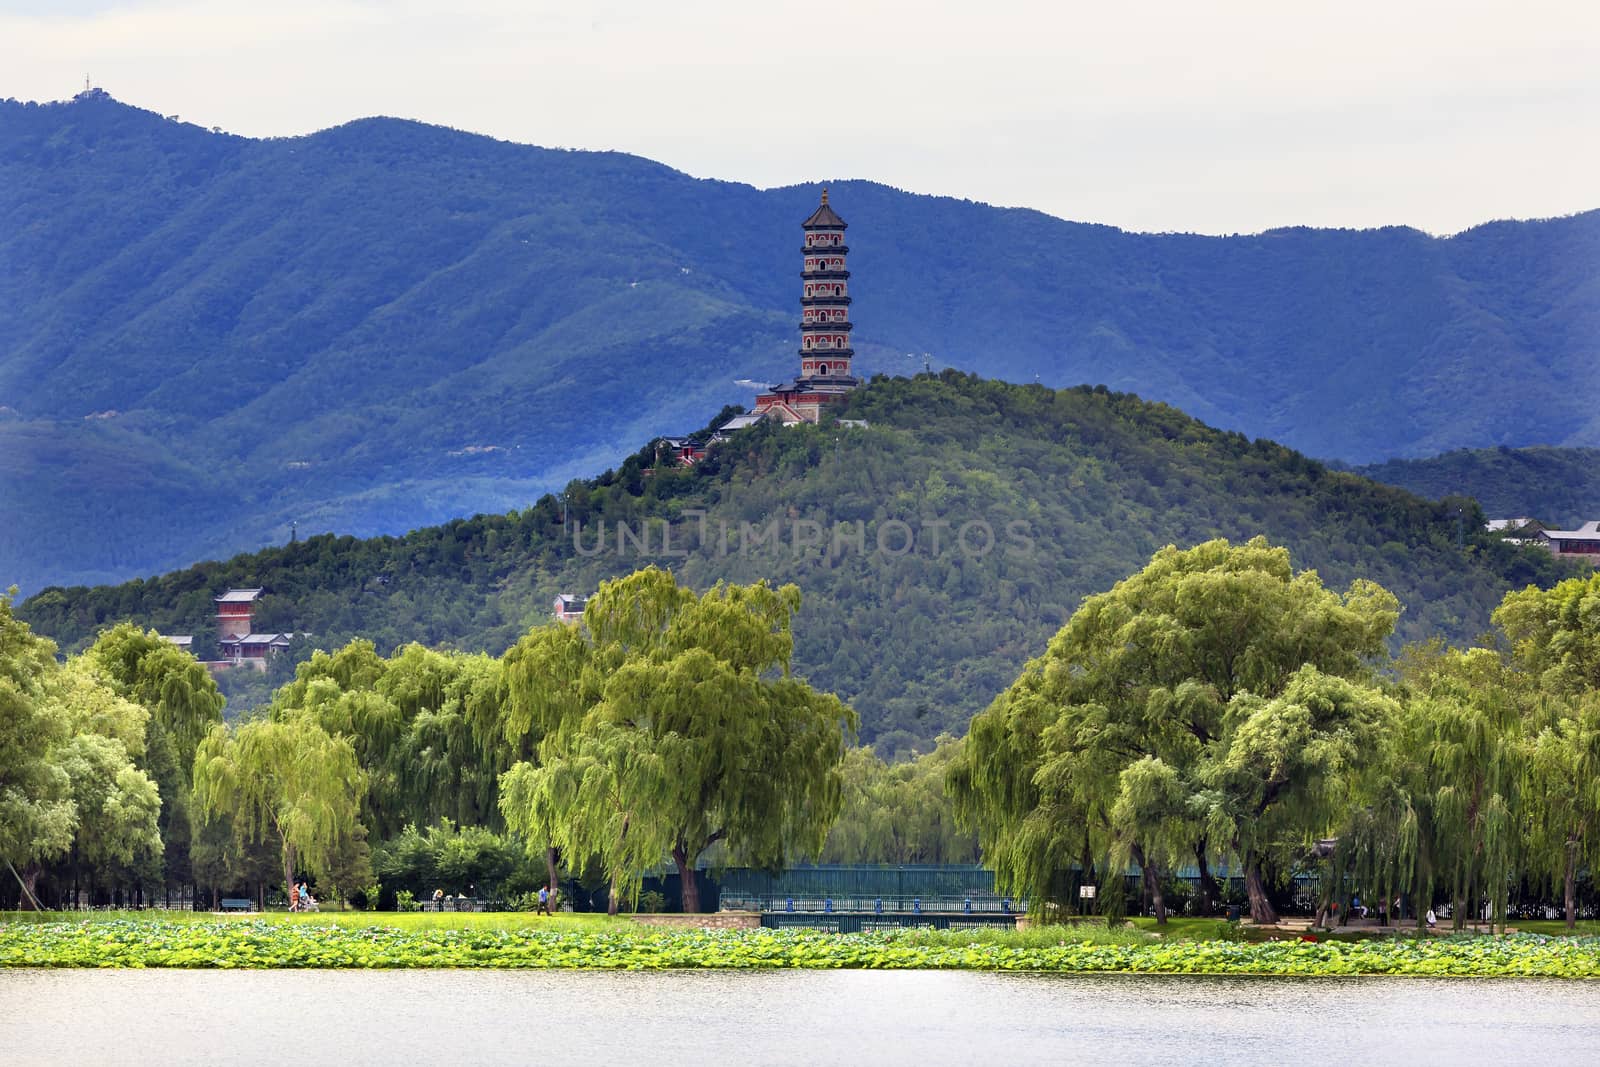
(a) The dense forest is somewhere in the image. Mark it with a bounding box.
[8,540,1598,926]
[20,373,1580,757]
[1360,446,1600,528]
[3,91,1598,591]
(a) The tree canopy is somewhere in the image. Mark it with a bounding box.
[192,713,366,909]
[20,374,1579,754]
[948,538,1400,923]
[498,568,855,912]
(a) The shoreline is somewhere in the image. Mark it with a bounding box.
[4,918,1599,978]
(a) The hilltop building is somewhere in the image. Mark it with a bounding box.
[747,188,861,425]
[653,190,863,469]
[215,588,263,640]
[656,437,710,466]
[210,587,301,670]
[554,594,588,623]
[1538,520,1600,562]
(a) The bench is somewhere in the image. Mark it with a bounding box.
[221,898,254,912]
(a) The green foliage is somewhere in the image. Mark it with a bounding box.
[1495,570,1600,695]
[275,640,506,837]
[820,737,978,864]
[4,918,1600,975]
[192,713,367,904]
[373,821,537,901]
[19,374,1580,752]
[949,538,1400,921]
[0,595,74,877]
[498,569,856,910]
[1360,447,1600,528]
[84,624,225,773]
[1310,571,1600,935]
[0,596,169,904]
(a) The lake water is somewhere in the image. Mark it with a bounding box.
[3,968,1598,1065]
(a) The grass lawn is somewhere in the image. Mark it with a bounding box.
[1512,919,1600,937]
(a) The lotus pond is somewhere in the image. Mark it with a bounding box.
[4,918,1600,977]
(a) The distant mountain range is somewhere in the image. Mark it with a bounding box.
[1359,446,1600,528]
[18,373,1579,757]
[3,91,1597,592]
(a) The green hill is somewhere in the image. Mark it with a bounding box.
[20,373,1577,759]
[3,91,1598,592]
[1359,446,1600,528]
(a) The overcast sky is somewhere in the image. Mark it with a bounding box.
[2,0,1596,235]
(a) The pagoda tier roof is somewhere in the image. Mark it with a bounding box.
[802,190,847,230]
[214,588,264,603]
[760,375,860,396]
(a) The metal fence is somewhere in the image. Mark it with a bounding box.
[763,913,1019,932]
[718,865,1016,913]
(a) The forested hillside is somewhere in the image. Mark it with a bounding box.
[1360,446,1600,528]
[3,91,1598,592]
[21,373,1578,758]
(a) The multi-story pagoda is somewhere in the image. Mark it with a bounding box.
[748,188,861,424]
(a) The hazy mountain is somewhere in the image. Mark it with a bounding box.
[20,373,1577,757]
[4,91,1597,591]
[1359,446,1600,528]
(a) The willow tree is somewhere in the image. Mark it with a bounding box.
[1199,666,1399,923]
[192,714,366,907]
[1496,570,1600,694]
[821,736,979,865]
[1,601,168,908]
[87,624,224,777]
[500,727,674,914]
[498,568,856,912]
[44,660,164,903]
[949,538,1398,923]
[1109,756,1197,924]
[279,641,504,839]
[1525,694,1600,930]
[85,625,223,895]
[1400,647,1529,932]
[1497,571,1600,929]
[0,595,74,907]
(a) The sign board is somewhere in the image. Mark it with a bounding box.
[1079,885,1097,899]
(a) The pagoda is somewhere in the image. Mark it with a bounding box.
[746,188,861,424]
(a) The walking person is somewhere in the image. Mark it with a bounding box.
[537,885,550,916]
